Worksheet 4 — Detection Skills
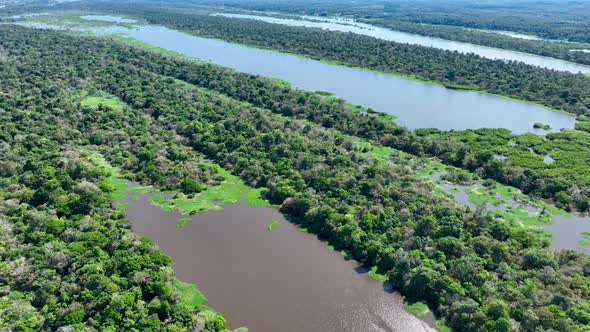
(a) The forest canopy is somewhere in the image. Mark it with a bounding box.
[0,24,589,331]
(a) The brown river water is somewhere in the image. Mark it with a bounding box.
[122,190,437,332]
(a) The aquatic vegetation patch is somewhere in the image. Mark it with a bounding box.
[86,150,269,225]
[436,320,452,332]
[465,187,499,206]
[368,266,388,282]
[18,13,138,31]
[494,183,517,200]
[497,207,552,227]
[108,34,205,60]
[148,167,270,219]
[433,187,450,198]
[413,159,447,179]
[115,201,130,210]
[85,149,116,173]
[352,137,574,237]
[435,168,572,231]
[353,134,583,251]
[267,220,280,231]
[103,177,129,201]
[148,194,172,211]
[298,226,310,233]
[355,140,412,163]
[404,301,430,317]
[344,101,397,121]
[177,217,192,228]
[172,278,207,309]
[267,76,292,88]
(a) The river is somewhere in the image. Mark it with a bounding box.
[79,17,577,134]
[122,189,438,332]
[216,13,590,74]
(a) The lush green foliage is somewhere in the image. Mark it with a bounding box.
[0,27,233,330]
[12,4,590,210]
[0,129,229,331]
[267,220,280,231]
[90,26,589,212]
[405,301,431,317]
[424,128,590,212]
[1,25,589,332]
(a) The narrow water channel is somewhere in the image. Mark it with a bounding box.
[122,189,438,332]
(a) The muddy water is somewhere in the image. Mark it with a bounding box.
[542,214,590,252]
[123,191,437,332]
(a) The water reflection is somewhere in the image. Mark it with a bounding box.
[122,188,438,332]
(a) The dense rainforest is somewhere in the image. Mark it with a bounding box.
[0,27,231,331]
[125,44,590,213]
[10,1,590,211]
[50,4,590,118]
[7,1,590,68]
[194,0,590,43]
[1,25,589,331]
[29,4,590,212]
